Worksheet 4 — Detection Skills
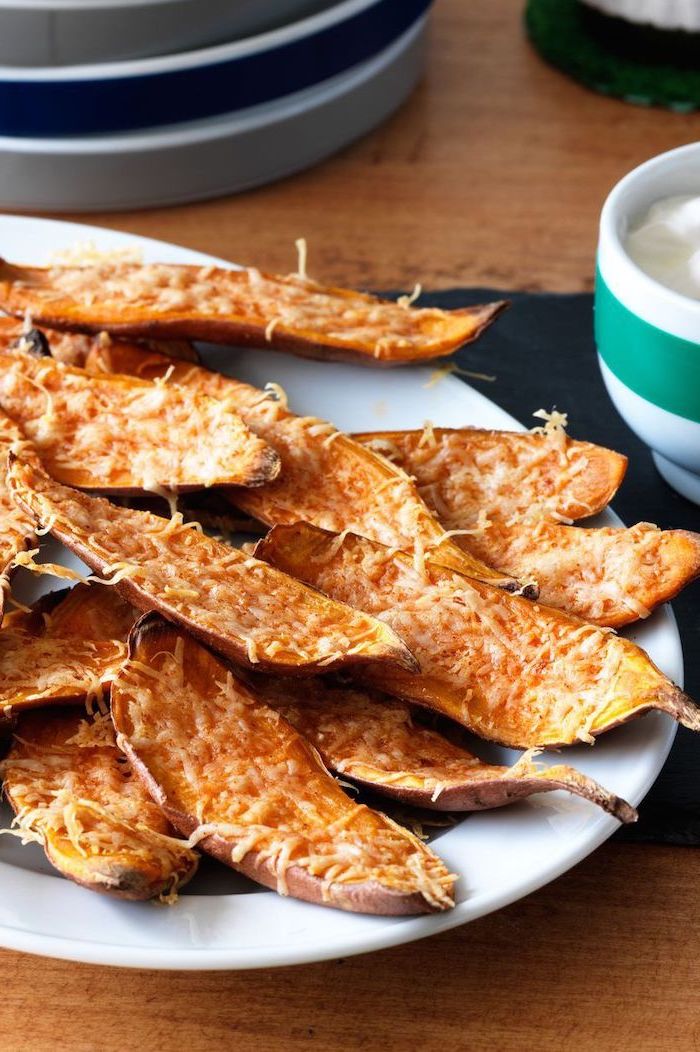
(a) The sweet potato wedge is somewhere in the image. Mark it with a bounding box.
[456,519,700,628]
[354,426,628,525]
[0,620,125,716]
[7,582,138,642]
[355,427,700,626]
[112,615,455,914]
[2,709,198,900]
[84,341,523,591]
[0,412,36,578]
[7,456,416,676]
[0,352,280,494]
[255,678,637,821]
[0,258,506,366]
[255,523,700,748]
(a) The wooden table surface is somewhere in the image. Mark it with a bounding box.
[5,1,700,1049]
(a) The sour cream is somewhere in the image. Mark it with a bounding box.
[625,194,700,300]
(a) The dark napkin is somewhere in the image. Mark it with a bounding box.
[409,288,699,845]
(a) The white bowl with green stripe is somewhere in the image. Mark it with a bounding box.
[596,143,700,505]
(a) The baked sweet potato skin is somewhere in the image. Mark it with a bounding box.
[0,259,507,366]
[0,411,36,576]
[0,314,199,366]
[354,427,628,524]
[2,709,198,900]
[254,678,637,821]
[111,615,455,915]
[0,585,134,715]
[458,519,700,628]
[83,341,524,592]
[36,581,139,642]
[7,456,417,677]
[255,523,700,748]
[0,352,280,494]
[355,428,700,627]
[0,608,125,715]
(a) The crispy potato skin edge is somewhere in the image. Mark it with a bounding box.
[0,298,509,367]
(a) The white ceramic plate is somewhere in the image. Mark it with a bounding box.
[0,214,682,970]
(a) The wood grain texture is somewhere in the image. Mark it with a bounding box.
[2,845,699,1052]
[4,1,700,1048]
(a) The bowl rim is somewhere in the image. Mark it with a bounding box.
[0,0,377,79]
[598,141,700,340]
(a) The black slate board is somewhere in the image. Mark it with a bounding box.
[414,288,700,845]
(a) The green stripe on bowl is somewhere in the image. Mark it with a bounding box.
[595,266,700,424]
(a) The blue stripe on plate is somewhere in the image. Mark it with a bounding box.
[0,0,432,138]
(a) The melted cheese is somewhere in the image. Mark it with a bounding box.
[450,519,700,628]
[0,411,36,574]
[2,710,196,901]
[353,427,626,527]
[0,352,278,492]
[256,524,689,748]
[0,259,501,363]
[84,344,504,586]
[8,456,413,675]
[0,622,125,713]
[113,626,454,911]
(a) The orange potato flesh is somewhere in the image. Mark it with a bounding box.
[458,519,700,628]
[255,523,700,749]
[7,456,416,677]
[83,341,521,591]
[5,582,139,642]
[0,412,36,577]
[0,619,125,716]
[0,258,506,366]
[354,428,700,627]
[0,352,280,494]
[2,709,198,900]
[111,615,455,915]
[354,427,628,525]
[255,678,637,821]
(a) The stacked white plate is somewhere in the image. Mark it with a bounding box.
[0,0,433,211]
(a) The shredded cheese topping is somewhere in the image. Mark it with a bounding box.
[257,524,681,748]
[294,238,309,282]
[0,259,497,361]
[353,426,694,627]
[258,678,632,818]
[81,342,498,586]
[2,710,197,901]
[113,628,454,910]
[0,352,278,492]
[8,457,411,674]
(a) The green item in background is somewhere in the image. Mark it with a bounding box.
[525,0,700,112]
